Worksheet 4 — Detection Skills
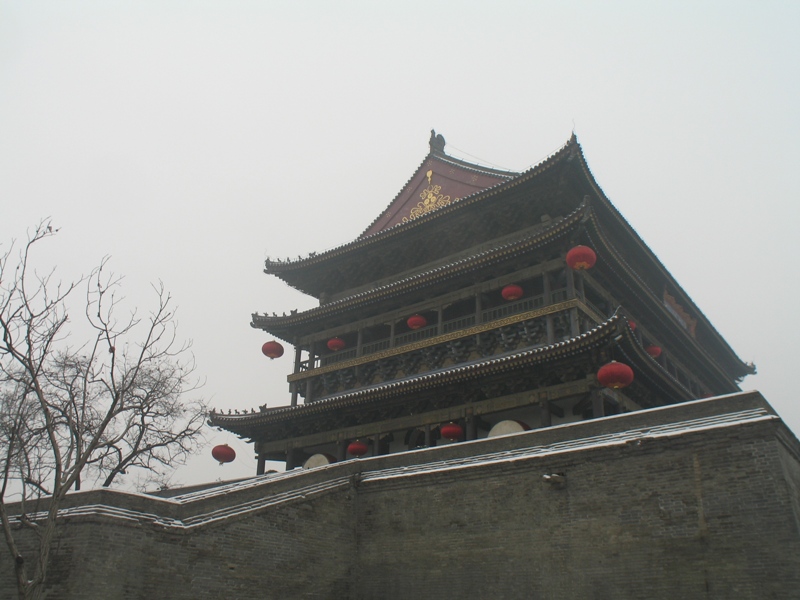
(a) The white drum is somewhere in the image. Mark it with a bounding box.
[487,420,530,438]
[303,453,336,469]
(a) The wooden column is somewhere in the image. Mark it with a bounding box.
[372,433,381,457]
[466,414,477,441]
[285,447,298,470]
[543,272,555,343]
[356,328,363,357]
[291,344,302,407]
[305,348,315,402]
[567,270,580,334]
[437,306,443,335]
[540,401,552,428]
[256,453,266,476]
[424,424,432,447]
[570,308,580,337]
[336,439,347,462]
[575,271,586,300]
[566,266,576,299]
[305,380,313,403]
[543,271,552,305]
[475,293,483,348]
[293,344,302,372]
[591,391,605,419]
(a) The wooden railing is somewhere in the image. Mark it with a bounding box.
[362,339,391,356]
[300,288,568,371]
[319,348,357,367]
[481,294,545,322]
[442,314,476,333]
[395,324,439,347]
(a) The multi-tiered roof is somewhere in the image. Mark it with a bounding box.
[209,131,754,467]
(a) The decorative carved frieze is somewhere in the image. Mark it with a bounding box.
[499,326,519,351]
[377,358,399,381]
[296,311,587,399]
[477,331,498,357]
[553,313,571,341]
[421,345,447,370]
[288,299,588,383]
[358,363,377,386]
[446,338,473,363]
[520,319,547,346]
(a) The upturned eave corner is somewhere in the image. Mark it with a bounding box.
[568,145,755,381]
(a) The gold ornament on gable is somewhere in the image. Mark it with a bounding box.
[402,171,460,223]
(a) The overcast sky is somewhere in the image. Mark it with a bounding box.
[2,1,798,487]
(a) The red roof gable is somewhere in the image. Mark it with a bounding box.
[359,130,516,238]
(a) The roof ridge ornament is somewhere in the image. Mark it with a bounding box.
[429,129,446,154]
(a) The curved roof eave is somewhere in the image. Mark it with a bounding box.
[570,147,755,378]
[262,135,578,277]
[211,313,622,432]
[616,320,718,401]
[251,202,589,340]
[212,314,717,437]
[252,135,752,380]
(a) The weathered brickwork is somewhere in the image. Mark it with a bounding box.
[2,393,799,600]
[356,424,800,599]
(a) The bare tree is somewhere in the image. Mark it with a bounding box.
[0,222,207,600]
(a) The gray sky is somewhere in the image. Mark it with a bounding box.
[2,1,798,486]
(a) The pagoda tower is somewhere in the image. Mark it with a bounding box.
[209,131,754,473]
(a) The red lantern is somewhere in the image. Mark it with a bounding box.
[646,345,662,358]
[501,284,524,301]
[597,361,634,389]
[211,444,236,465]
[628,320,637,332]
[440,422,464,441]
[407,314,428,330]
[327,337,346,352]
[261,341,284,359]
[566,245,597,270]
[347,440,369,457]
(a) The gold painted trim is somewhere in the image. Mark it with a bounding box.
[288,299,604,383]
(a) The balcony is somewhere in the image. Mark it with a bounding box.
[301,289,579,374]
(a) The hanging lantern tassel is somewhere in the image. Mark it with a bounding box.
[212,444,236,466]
[597,361,634,389]
[566,245,597,270]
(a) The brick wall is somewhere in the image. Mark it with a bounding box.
[1,392,798,600]
[356,422,800,599]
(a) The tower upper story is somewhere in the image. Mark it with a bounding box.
[209,132,754,466]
